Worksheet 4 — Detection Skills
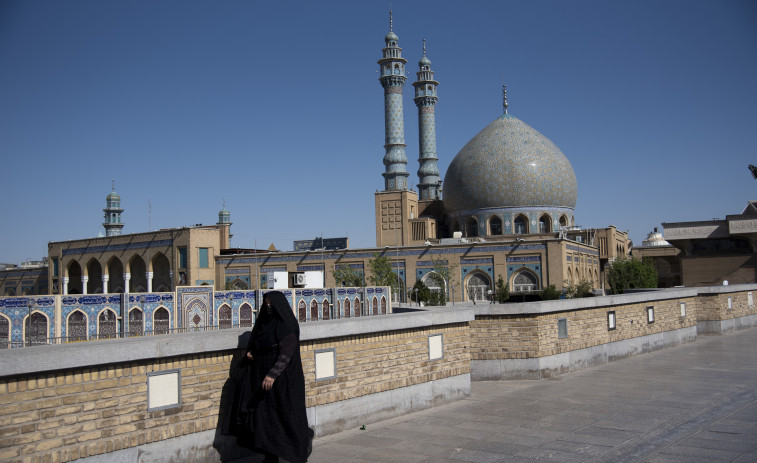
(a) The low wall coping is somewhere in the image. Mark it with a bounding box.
[0,307,473,378]
[473,287,701,316]
[696,283,757,295]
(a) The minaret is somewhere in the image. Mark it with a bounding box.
[103,179,124,237]
[217,200,233,248]
[413,39,441,200]
[378,11,409,191]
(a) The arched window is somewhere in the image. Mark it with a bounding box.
[466,272,492,302]
[219,304,232,329]
[559,215,568,228]
[466,217,478,237]
[372,296,379,315]
[422,271,444,301]
[128,308,143,337]
[0,315,9,349]
[344,298,351,318]
[381,296,387,314]
[539,215,551,234]
[567,267,573,284]
[514,215,528,234]
[489,216,502,235]
[240,303,253,327]
[357,297,364,316]
[322,300,330,321]
[98,309,117,339]
[513,271,538,292]
[298,300,307,322]
[153,307,170,335]
[310,300,318,321]
[67,310,87,343]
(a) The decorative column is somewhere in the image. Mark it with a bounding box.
[102,275,109,294]
[378,11,409,191]
[62,277,69,295]
[169,271,174,291]
[413,39,441,200]
[124,273,131,294]
[147,272,153,293]
[81,276,89,295]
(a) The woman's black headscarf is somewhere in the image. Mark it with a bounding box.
[252,291,299,339]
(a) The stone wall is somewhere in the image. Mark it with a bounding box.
[0,308,471,463]
[697,286,757,333]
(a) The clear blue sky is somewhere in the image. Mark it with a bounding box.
[1,0,756,263]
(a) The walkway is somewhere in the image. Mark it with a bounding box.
[307,328,757,462]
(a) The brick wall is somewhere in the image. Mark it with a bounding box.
[0,310,472,463]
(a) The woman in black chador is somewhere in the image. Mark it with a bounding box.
[238,291,312,462]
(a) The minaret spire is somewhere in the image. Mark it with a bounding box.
[413,39,441,200]
[103,180,125,237]
[378,11,409,191]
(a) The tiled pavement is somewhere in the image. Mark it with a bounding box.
[305,328,757,462]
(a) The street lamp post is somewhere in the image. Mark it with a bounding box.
[487,289,494,304]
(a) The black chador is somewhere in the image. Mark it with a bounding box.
[235,291,313,462]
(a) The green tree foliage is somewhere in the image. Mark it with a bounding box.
[368,253,399,291]
[563,280,594,298]
[606,257,658,295]
[428,257,456,306]
[540,284,560,300]
[408,280,432,306]
[495,275,510,303]
[332,265,364,287]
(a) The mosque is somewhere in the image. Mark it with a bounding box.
[2,16,631,304]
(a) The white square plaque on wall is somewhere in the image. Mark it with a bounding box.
[147,369,181,412]
[428,334,443,361]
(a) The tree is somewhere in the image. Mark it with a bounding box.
[368,252,399,291]
[540,284,561,300]
[606,257,658,295]
[563,279,594,298]
[428,256,456,306]
[332,265,364,287]
[495,275,510,303]
[408,279,432,306]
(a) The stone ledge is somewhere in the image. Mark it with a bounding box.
[0,307,474,378]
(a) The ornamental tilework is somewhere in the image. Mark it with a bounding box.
[443,114,577,214]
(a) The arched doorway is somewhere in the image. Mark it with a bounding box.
[218,304,232,329]
[153,307,170,334]
[466,217,478,237]
[152,253,171,292]
[466,272,491,302]
[240,303,253,327]
[0,315,9,349]
[68,261,83,294]
[26,312,48,346]
[107,257,125,293]
[129,256,147,293]
[421,271,445,302]
[87,259,103,294]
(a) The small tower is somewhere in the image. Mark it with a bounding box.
[378,11,409,191]
[103,180,124,237]
[217,201,233,249]
[413,39,441,200]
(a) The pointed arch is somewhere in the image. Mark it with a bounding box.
[107,257,125,293]
[539,214,552,234]
[297,300,307,322]
[372,296,379,315]
[489,216,503,235]
[67,310,87,342]
[559,215,568,228]
[0,314,9,349]
[240,303,253,327]
[128,307,143,337]
[381,296,387,314]
[67,261,83,294]
[514,215,529,234]
[310,300,318,321]
[343,298,351,318]
[322,299,330,320]
[465,217,478,237]
[26,311,49,346]
[355,297,363,317]
[86,258,103,294]
[218,304,232,329]
[98,308,117,339]
[129,256,147,293]
[151,253,171,292]
[511,269,539,292]
[153,307,170,334]
[465,270,492,302]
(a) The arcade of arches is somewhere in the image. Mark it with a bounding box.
[62,253,172,295]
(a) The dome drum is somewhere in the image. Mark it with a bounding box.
[448,207,574,238]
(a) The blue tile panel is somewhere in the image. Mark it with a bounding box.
[62,239,173,256]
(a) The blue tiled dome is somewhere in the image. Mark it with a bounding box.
[443,114,577,213]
